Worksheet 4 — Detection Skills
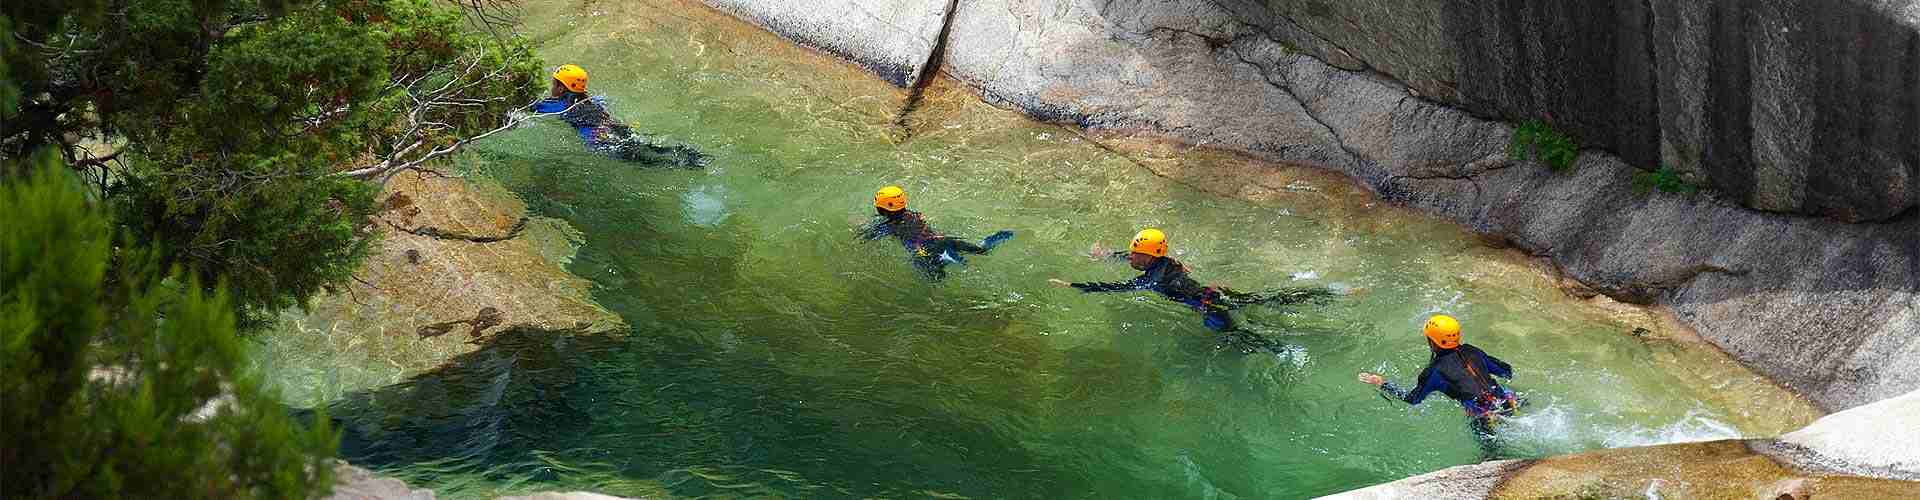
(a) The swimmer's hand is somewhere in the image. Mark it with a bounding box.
[1088,243,1111,261]
[1047,278,1073,288]
[1357,372,1385,386]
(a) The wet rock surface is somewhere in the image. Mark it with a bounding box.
[332,462,642,500]
[330,462,436,500]
[1317,390,1920,498]
[1487,439,1920,499]
[266,171,626,405]
[1315,459,1531,500]
[1770,389,1920,480]
[694,0,1919,412]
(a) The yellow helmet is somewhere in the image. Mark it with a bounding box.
[1129,228,1168,257]
[1423,314,1461,349]
[874,186,907,211]
[552,64,588,93]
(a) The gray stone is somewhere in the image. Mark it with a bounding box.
[496,493,635,500]
[1311,460,1530,500]
[329,462,434,500]
[1266,0,1920,222]
[1772,388,1920,480]
[700,0,952,87]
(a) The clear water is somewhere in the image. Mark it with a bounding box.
[261,0,1820,498]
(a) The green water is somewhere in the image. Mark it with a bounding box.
[262,1,1818,498]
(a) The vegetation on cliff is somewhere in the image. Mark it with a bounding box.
[2,0,542,327]
[1,0,544,497]
[1,160,340,499]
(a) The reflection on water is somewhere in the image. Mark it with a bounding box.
[261,0,1821,497]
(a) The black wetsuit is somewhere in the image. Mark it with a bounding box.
[533,93,707,168]
[1070,255,1331,334]
[860,209,992,281]
[1378,343,1519,458]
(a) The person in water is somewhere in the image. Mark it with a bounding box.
[1358,314,1521,460]
[531,64,707,168]
[859,186,1014,282]
[1048,229,1332,347]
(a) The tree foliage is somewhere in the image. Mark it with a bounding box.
[0,157,339,499]
[2,0,542,326]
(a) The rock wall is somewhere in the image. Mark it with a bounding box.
[698,0,1920,412]
[1251,0,1920,223]
[698,0,954,87]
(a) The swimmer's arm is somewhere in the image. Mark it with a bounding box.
[1480,350,1514,379]
[856,218,890,241]
[1396,368,1447,405]
[532,98,568,114]
[1070,273,1152,292]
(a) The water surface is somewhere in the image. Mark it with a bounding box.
[261,1,1818,497]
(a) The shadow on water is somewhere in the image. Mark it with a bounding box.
[312,325,1089,498]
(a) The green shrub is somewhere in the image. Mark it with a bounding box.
[1631,165,1702,195]
[1508,119,1579,172]
[4,0,542,328]
[1,158,339,499]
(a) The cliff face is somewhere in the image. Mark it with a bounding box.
[1260,0,1919,223]
[696,0,1920,412]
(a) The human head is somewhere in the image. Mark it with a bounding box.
[1423,314,1461,350]
[551,64,588,96]
[1127,228,1168,269]
[874,185,907,215]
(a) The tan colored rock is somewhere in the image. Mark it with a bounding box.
[329,462,434,500]
[1774,388,1920,480]
[264,171,625,405]
[1314,460,1528,500]
[496,493,635,500]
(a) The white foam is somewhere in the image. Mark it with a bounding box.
[682,184,730,227]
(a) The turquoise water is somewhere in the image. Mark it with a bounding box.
[265,1,1817,498]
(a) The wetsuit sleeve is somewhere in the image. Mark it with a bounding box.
[1071,273,1152,293]
[1480,350,1513,379]
[858,218,890,241]
[532,98,568,114]
[1384,366,1448,406]
[946,238,987,255]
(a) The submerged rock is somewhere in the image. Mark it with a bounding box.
[330,462,642,500]
[329,462,435,500]
[263,171,626,406]
[497,493,636,500]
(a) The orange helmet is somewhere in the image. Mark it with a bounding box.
[552,64,588,93]
[874,186,907,211]
[1423,314,1461,349]
[1129,228,1168,257]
